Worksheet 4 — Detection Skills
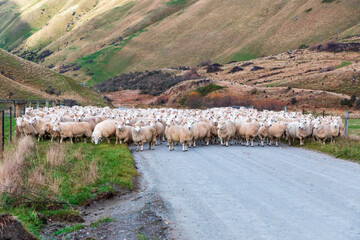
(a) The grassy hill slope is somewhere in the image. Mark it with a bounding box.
[0,48,105,105]
[0,0,360,84]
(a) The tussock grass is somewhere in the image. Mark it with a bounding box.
[0,138,137,237]
[303,137,360,162]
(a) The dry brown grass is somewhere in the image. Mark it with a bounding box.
[46,144,66,167]
[0,136,35,192]
[347,134,360,142]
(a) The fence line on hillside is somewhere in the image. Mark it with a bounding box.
[0,99,59,160]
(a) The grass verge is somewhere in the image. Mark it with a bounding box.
[0,138,137,237]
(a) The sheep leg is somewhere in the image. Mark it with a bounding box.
[288,138,292,146]
[60,137,63,144]
[84,137,87,143]
[115,137,118,145]
[300,137,304,146]
[168,140,172,151]
[149,142,151,150]
[70,137,73,144]
[276,139,279,147]
[251,138,254,147]
[206,137,209,146]
[220,138,223,146]
[107,138,111,144]
[136,143,139,152]
[182,143,186,152]
[51,136,54,142]
[193,140,196,147]
[246,138,249,147]
[172,141,175,151]
[225,138,229,147]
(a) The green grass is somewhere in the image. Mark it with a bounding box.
[76,29,147,85]
[137,232,148,240]
[336,61,352,69]
[196,83,224,96]
[346,119,360,136]
[3,114,16,145]
[0,139,137,237]
[90,217,115,228]
[230,48,259,62]
[52,224,83,236]
[303,138,360,162]
[166,0,187,6]
[265,80,287,87]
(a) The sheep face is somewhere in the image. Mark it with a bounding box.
[115,122,123,130]
[29,117,36,125]
[134,126,141,133]
[16,118,23,127]
[52,123,60,132]
[92,133,102,145]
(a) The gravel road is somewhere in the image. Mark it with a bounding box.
[133,144,360,240]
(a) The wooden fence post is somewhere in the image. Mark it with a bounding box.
[52,101,56,107]
[46,100,49,108]
[345,110,349,136]
[284,106,287,112]
[15,103,21,138]
[37,101,40,109]
[323,111,325,118]
[0,110,4,160]
[9,107,12,143]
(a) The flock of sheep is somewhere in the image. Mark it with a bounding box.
[15,106,344,152]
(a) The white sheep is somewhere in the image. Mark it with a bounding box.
[92,119,117,144]
[131,125,156,151]
[53,122,92,143]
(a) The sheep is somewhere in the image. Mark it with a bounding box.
[42,122,60,142]
[165,123,182,151]
[286,121,299,146]
[217,120,236,147]
[257,121,271,147]
[313,122,331,145]
[192,121,211,147]
[29,117,49,141]
[115,121,133,146]
[238,120,260,147]
[148,120,165,145]
[180,122,194,152]
[297,119,313,145]
[329,120,340,143]
[131,124,156,151]
[92,119,117,144]
[268,123,287,147]
[53,122,92,143]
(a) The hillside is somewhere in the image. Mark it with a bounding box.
[0,48,105,105]
[1,0,360,85]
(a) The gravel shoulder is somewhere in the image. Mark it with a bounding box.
[133,143,360,240]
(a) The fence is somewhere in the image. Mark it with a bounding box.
[0,99,58,159]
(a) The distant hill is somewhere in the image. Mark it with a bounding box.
[0,48,105,105]
[1,0,360,85]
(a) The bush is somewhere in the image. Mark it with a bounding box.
[61,99,80,107]
[182,67,200,80]
[354,98,360,110]
[95,70,186,96]
[206,64,223,73]
[291,97,297,104]
[299,44,308,49]
[185,92,202,108]
[155,95,169,105]
[196,83,224,96]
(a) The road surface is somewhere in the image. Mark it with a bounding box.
[133,144,360,240]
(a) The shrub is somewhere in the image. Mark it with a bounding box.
[155,95,169,105]
[185,92,202,108]
[182,67,200,80]
[196,83,224,96]
[340,98,353,107]
[206,64,223,73]
[354,98,360,110]
[249,88,257,95]
[291,97,297,104]
[299,44,308,49]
